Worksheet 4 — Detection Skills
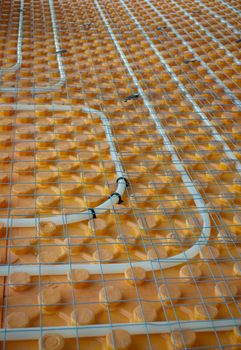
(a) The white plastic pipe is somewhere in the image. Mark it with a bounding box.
[0,103,72,111]
[0,105,127,227]
[0,0,238,343]
[195,0,240,34]
[0,319,240,340]
[0,0,23,74]
[82,0,211,273]
[144,0,241,107]
[0,0,66,92]
[122,0,241,173]
[114,0,241,171]
[170,0,240,66]
[0,0,211,277]
[217,0,241,16]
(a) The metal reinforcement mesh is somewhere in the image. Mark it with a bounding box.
[0,0,240,349]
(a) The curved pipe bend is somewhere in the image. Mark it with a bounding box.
[0,0,211,276]
[0,0,24,75]
[0,0,238,342]
[0,106,127,228]
[0,0,66,92]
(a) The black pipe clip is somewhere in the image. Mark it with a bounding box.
[88,208,96,219]
[184,59,197,64]
[124,93,140,102]
[110,192,123,204]
[116,177,129,188]
[157,26,167,30]
[55,49,67,54]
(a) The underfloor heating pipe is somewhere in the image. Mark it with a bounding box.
[143,0,241,107]
[141,0,241,171]
[0,0,212,277]
[0,0,66,92]
[0,105,128,228]
[217,0,241,16]
[170,0,240,66]
[0,0,23,75]
[0,0,239,341]
[1,319,241,340]
[192,0,241,35]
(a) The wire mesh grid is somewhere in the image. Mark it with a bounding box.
[0,0,240,349]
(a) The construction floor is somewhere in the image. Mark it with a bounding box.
[0,0,241,349]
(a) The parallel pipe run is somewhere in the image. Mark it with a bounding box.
[0,0,66,92]
[1,319,241,340]
[0,106,127,228]
[194,0,240,34]
[217,0,241,16]
[0,0,239,344]
[143,0,241,171]
[145,0,241,106]
[94,0,211,269]
[120,0,241,171]
[0,0,23,75]
[170,0,240,66]
[0,0,212,277]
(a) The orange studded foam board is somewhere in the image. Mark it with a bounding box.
[0,0,241,349]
